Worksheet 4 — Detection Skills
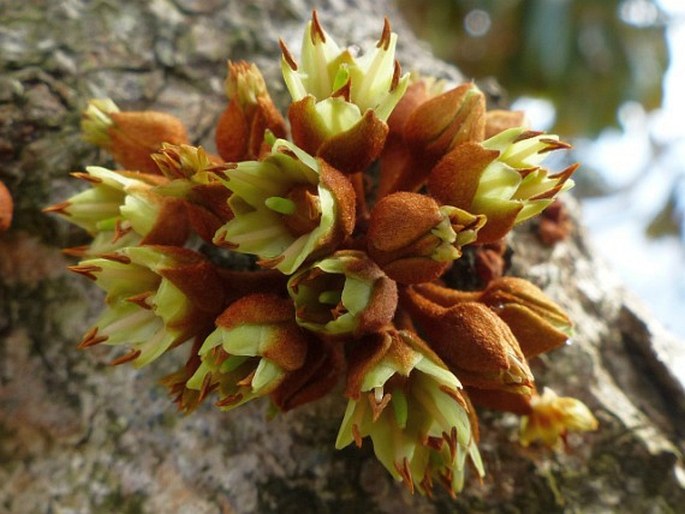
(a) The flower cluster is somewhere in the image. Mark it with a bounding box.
[47,12,597,498]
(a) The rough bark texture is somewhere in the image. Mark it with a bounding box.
[1,1,684,513]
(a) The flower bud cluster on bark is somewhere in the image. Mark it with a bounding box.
[46,11,596,498]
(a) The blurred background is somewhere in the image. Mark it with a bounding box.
[399,0,685,338]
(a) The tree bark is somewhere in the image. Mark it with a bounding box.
[1,1,683,512]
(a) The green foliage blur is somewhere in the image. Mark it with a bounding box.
[398,0,669,137]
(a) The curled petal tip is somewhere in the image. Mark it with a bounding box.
[279,38,298,70]
[68,264,102,281]
[377,17,392,50]
[215,393,243,408]
[390,60,401,91]
[69,171,103,184]
[311,10,326,44]
[78,327,109,349]
[42,201,71,215]
[538,138,572,153]
[110,349,142,366]
[98,252,132,264]
[62,245,89,258]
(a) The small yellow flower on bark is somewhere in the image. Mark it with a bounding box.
[44,166,189,256]
[520,387,599,448]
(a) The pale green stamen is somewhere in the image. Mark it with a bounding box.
[95,216,120,231]
[332,64,350,91]
[220,355,250,373]
[265,196,297,215]
[318,289,342,305]
[391,389,408,429]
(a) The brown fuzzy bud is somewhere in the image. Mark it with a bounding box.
[465,386,534,416]
[538,199,572,245]
[271,336,344,411]
[215,61,287,162]
[401,287,534,394]
[403,82,486,161]
[367,192,484,284]
[484,110,526,139]
[479,277,573,358]
[82,99,189,174]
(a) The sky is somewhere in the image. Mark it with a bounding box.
[514,0,685,338]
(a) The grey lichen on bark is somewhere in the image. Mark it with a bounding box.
[1,0,684,513]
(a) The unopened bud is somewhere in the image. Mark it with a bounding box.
[81,99,189,174]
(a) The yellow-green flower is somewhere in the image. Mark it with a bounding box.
[213,139,355,274]
[186,294,309,410]
[336,330,484,496]
[280,13,409,173]
[288,250,397,337]
[44,166,188,256]
[429,127,577,243]
[520,387,598,448]
[71,245,224,367]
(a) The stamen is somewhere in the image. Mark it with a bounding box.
[367,390,392,422]
[329,302,347,321]
[331,77,351,101]
[318,289,342,305]
[62,245,89,257]
[197,373,215,403]
[513,130,543,143]
[265,196,296,215]
[236,369,257,388]
[420,473,434,498]
[126,291,154,310]
[213,230,239,249]
[112,219,133,243]
[390,60,401,91]
[352,423,363,448]
[256,255,285,269]
[394,458,414,494]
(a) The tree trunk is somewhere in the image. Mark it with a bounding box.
[1,1,683,512]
